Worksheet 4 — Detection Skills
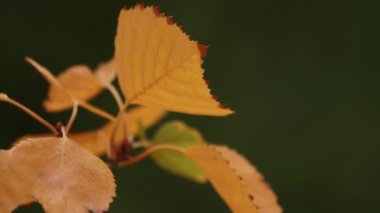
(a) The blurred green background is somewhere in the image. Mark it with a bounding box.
[0,0,378,212]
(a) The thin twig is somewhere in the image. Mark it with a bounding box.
[78,101,115,121]
[106,83,129,159]
[106,83,124,110]
[65,100,78,133]
[26,56,116,123]
[133,140,151,149]
[25,57,63,89]
[109,101,129,160]
[61,126,67,138]
[117,144,185,167]
[0,93,59,135]
[109,111,123,160]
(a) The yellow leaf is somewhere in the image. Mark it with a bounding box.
[27,58,115,112]
[115,6,233,116]
[186,144,282,213]
[123,106,166,135]
[4,137,116,213]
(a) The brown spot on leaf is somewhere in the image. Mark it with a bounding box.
[248,194,254,201]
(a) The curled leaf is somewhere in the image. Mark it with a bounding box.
[115,6,233,116]
[5,137,116,213]
[186,144,282,213]
[27,58,115,112]
[151,121,206,183]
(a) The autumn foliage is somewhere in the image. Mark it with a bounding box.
[0,5,281,213]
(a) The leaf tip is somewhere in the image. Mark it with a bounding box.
[219,104,234,115]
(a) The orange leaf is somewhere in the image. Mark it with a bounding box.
[115,6,233,116]
[69,130,108,156]
[215,146,282,213]
[15,131,108,157]
[186,144,282,213]
[0,151,33,212]
[1,137,116,213]
[27,58,115,112]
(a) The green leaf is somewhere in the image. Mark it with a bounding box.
[151,121,206,183]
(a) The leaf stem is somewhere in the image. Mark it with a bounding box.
[25,57,63,90]
[0,93,59,135]
[26,56,116,122]
[78,101,115,122]
[117,144,185,167]
[106,84,124,111]
[109,102,129,160]
[60,126,67,138]
[65,100,78,134]
[109,111,123,160]
[133,140,151,149]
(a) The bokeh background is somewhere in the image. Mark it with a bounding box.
[0,0,378,212]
